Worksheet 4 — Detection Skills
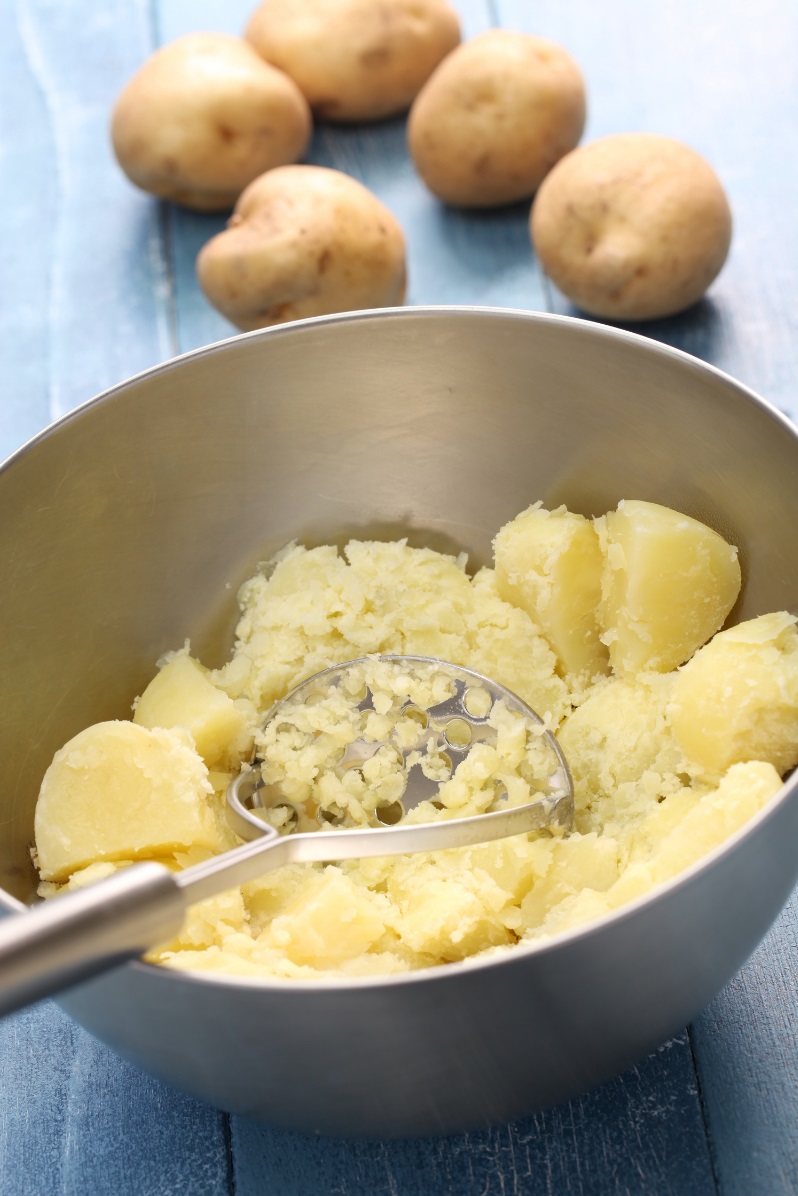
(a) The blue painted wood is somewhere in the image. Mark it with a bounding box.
[0,3,230,1193]
[0,0,174,457]
[498,1,798,1188]
[1,0,797,1192]
[498,0,798,418]
[231,1030,714,1196]
[0,1003,231,1195]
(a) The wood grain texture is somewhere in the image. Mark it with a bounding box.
[231,1031,714,1196]
[1,0,797,1192]
[0,4,227,1193]
[498,0,798,1187]
[498,0,798,417]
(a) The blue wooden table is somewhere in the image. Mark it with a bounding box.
[2,1,797,1192]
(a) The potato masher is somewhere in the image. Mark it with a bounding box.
[0,655,572,1017]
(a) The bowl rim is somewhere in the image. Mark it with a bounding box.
[3,304,797,996]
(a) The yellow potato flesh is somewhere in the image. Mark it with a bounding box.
[262,868,386,967]
[494,504,608,680]
[669,612,798,778]
[134,653,253,770]
[34,721,223,882]
[598,499,741,674]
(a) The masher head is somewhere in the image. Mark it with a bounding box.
[227,656,573,847]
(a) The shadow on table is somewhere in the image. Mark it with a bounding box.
[230,1028,714,1196]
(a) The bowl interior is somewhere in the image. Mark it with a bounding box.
[2,307,797,903]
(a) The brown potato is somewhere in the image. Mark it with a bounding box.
[245,0,461,122]
[197,165,407,330]
[530,133,733,321]
[111,33,311,212]
[407,30,586,208]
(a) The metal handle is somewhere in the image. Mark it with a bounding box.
[0,862,185,1018]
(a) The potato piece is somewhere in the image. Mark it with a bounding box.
[111,33,311,211]
[34,722,224,882]
[558,674,682,810]
[407,30,585,207]
[531,133,732,320]
[245,0,461,122]
[494,503,608,680]
[669,612,798,778]
[597,499,741,674]
[262,868,387,967]
[197,165,406,331]
[134,653,254,770]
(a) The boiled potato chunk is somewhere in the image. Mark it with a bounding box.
[558,673,682,810]
[261,868,387,967]
[669,612,798,778]
[134,653,254,770]
[34,722,224,882]
[598,499,741,674]
[494,504,608,680]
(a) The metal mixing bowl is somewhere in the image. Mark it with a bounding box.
[1,307,797,1137]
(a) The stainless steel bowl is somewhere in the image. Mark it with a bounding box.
[1,307,797,1138]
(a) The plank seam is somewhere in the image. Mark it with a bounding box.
[687,1024,722,1195]
[223,1112,237,1195]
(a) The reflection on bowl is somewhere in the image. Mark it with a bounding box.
[1,307,797,1137]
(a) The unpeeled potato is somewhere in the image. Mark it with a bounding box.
[408,30,586,207]
[245,0,461,122]
[111,33,311,211]
[531,133,732,320]
[197,165,407,330]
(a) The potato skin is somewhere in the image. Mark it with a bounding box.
[111,33,311,211]
[407,30,586,208]
[197,165,407,330]
[530,133,733,321]
[244,0,461,122]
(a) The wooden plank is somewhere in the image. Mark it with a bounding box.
[498,0,798,1188]
[0,1004,231,1196]
[497,0,798,418]
[0,4,230,1193]
[231,1030,714,1196]
[0,0,174,451]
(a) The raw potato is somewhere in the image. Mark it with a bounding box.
[598,499,741,674]
[245,0,461,122]
[34,722,223,882]
[531,133,732,320]
[133,653,254,771]
[197,165,407,331]
[494,503,608,681]
[407,30,586,207]
[669,613,798,778]
[111,33,311,211]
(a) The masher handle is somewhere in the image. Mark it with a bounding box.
[0,863,185,1018]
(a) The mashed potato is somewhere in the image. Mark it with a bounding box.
[34,501,798,980]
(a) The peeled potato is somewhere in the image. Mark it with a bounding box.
[197,165,406,330]
[669,613,798,778]
[134,653,254,770]
[597,500,741,674]
[531,133,732,320]
[408,30,586,207]
[245,0,461,122]
[111,33,311,211]
[34,722,224,882]
[494,504,608,681]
